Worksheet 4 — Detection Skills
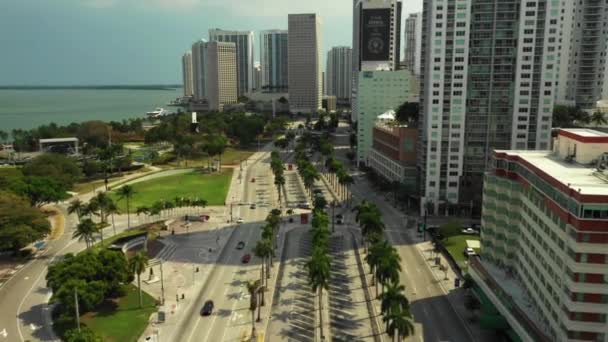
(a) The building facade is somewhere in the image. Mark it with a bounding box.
[368,118,418,189]
[356,70,412,164]
[403,12,422,76]
[208,29,254,97]
[473,129,608,342]
[351,0,403,122]
[182,50,194,96]
[419,0,559,215]
[190,40,237,111]
[556,1,608,109]
[326,46,353,104]
[253,63,261,92]
[260,30,289,93]
[191,40,208,101]
[288,14,322,114]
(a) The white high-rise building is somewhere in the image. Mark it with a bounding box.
[556,1,608,109]
[326,46,352,104]
[182,50,194,96]
[419,0,559,215]
[190,40,237,111]
[288,14,322,114]
[403,12,422,76]
[351,0,402,122]
[260,30,289,93]
[253,63,262,92]
[208,29,254,97]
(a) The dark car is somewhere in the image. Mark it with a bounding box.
[241,254,251,264]
[236,241,245,250]
[336,214,344,220]
[200,300,214,316]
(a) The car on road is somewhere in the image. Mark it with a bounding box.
[241,254,251,264]
[251,178,256,183]
[464,247,477,257]
[200,300,214,316]
[250,203,257,209]
[236,241,245,250]
[336,214,344,220]
[298,202,311,209]
[462,228,478,235]
[336,218,343,225]
[236,218,244,224]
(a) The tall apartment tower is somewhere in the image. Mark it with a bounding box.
[419,0,560,215]
[351,0,402,122]
[403,12,422,76]
[208,29,254,97]
[326,46,353,103]
[288,14,322,114]
[556,1,608,109]
[253,63,261,92]
[190,40,237,111]
[260,30,289,93]
[182,50,194,96]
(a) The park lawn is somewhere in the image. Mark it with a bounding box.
[81,284,157,342]
[444,234,481,269]
[109,169,233,211]
[164,147,254,168]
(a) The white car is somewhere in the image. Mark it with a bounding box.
[464,247,476,257]
[236,218,244,224]
[462,228,478,235]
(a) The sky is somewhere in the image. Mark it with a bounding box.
[0,0,421,85]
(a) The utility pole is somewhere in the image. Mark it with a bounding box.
[159,261,165,305]
[74,288,80,332]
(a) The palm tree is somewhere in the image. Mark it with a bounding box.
[384,307,415,341]
[376,243,402,298]
[590,110,607,127]
[306,247,331,340]
[274,174,286,204]
[129,251,149,308]
[380,282,409,316]
[67,199,84,223]
[117,185,135,229]
[106,200,120,236]
[246,280,261,338]
[72,218,97,249]
[254,239,273,297]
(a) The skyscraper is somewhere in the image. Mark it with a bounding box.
[253,63,261,92]
[326,46,353,104]
[288,14,322,114]
[182,50,194,96]
[556,1,608,109]
[208,29,254,97]
[260,30,288,93]
[351,0,402,122]
[403,12,422,76]
[190,40,237,111]
[419,0,559,215]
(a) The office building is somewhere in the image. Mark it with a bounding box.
[403,12,422,76]
[208,29,254,97]
[556,1,608,109]
[368,112,417,190]
[253,63,261,92]
[288,14,322,114]
[326,46,353,104]
[419,0,559,215]
[190,40,237,111]
[182,50,194,96]
[351,0,402,122]
[260,30,289,93]
[473,128,608,342]
[356,69,412,164]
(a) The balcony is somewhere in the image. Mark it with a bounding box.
[469,258,552,342]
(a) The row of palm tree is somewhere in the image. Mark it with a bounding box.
[294,151,321,200]
[354,200,415,341]
[270,151,286,205]
[324,156,354,205]
[306,206,332,340]
[135,197,208,221]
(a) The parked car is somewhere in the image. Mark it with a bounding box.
[462,228,478,235]
[336,218,343,225]
[336,214,344,220]
[200,300,214,315]
[464,247,476,257]
[298,202,311,209]
[236,241,245,250]
[251,178,256,183]
[236,218,244,224]
[241,254,251,264]
[250,203,257,209]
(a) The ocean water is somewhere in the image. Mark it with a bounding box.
[0,88,181,132]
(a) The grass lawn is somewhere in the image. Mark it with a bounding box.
[81,285,157,342]
[162,147,254,169]
[444,234,481,269]
[109,169,233,211]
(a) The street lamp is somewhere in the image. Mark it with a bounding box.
[331,201,336,233]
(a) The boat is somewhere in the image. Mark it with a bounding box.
[146,108,169,118]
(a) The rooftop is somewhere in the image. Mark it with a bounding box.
[560,128,608,138]
[496,150,608,196]
[39,137,78,143]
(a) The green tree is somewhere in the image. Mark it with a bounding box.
[22,153,82,188]
[306,247,331,340]
[205,135,228,171]
[117,185,135,229]
[590,111,607,127]
[64,327,102,342]
[552,105,590,128]
[383,306,415,341]
[0,192,51,252]
[246,279,261,337]
[129,251,149,308]
[73,219,97,249]
[106,200,119,236]
[380,282,409,316]
[274,174,285,204]
[375,243,402,298]
[0,130,8,143]
[67,199,85,223]
[395,102,420,125]
[22,176,69,207]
